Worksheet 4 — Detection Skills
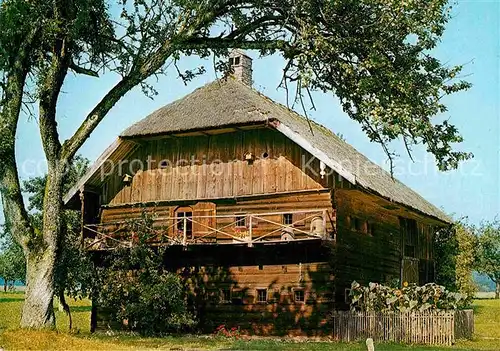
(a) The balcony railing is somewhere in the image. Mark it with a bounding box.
[83,209,335,250]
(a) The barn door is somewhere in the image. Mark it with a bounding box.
[192,202,216,243]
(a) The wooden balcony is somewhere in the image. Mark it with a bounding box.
[83,209,335,251]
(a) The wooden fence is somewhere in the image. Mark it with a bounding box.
[332,310,473,346]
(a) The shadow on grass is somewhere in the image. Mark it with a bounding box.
[0,297,24,303]
[69,306,92,313]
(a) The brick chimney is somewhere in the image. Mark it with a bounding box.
[229,50,252,86]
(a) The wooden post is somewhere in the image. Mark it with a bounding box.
[79,188,85,248]
[183,217,187,246]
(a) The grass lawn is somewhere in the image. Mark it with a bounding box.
[0,292,499,350]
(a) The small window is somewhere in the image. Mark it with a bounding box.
[283,213,293,225]
[235,215,246,228]
[405,244,416,258]
[294,289,305,303]
[367,222,375,236]
[234,56,240,65]
[256,288,268,303]
[231,289,243,305]
[350,216,362,231]
[344,288,351,304]
[229,57,234,65]
[176,211,193,236]
[221,289,231,304]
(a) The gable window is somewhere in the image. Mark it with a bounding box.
[256,288,268,303]
[234,56,240,65]
[294,289,305,303]
[235,215,246,228]
[283,213,293,225]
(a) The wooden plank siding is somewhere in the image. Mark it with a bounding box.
[102,129,336,205]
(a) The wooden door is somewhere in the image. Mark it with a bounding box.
[192,202,216,243]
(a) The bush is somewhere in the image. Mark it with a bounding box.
[95,212,196,335]
[349,281,471,313]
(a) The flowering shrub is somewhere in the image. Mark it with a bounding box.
[214,324,241,338]
[349,281,471,312]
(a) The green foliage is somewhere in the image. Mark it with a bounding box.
[455,223,478,298]
[434,221,478,298]
[475,219,500,298]
[1,0,471,171]
[350,281,471,313]
[434,225,458,290]
[95,212,195,335]
[0,225,25,289]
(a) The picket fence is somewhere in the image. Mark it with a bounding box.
[331,310,474,346]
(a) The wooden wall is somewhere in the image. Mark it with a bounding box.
[99,190,335,243]
[333,189,441,308]
[103,128,334,205]
[94,241,334,335]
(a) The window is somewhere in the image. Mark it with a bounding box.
[176,208,193,236]
[235,215,246,228]
[283,213,293,225]
[234,56,240,65]
[221,289,231,304]
[256,288,268,303]
[344,288,351,304]
[229,57,234,65]
[400,217,418,258]
[294,289,305,303]
[367,222,375,236]
[405,244,416,258]
[350,216,362,231]
[231,289,243,305]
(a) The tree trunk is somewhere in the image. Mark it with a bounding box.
[58,290,72,331]
[496,281,499,299]
[21,251,56,328]
[20,167,65,329]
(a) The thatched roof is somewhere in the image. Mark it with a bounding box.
[68,77,450,223]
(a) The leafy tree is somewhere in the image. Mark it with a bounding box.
[0,0,471,328]
[476,220,500,299]
[434,225,458,290]
[455,223,478,298]
[434,222,478,298]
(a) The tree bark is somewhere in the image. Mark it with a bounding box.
[58,290,72,331]
[21,251,56,328]
[496,281,499,299]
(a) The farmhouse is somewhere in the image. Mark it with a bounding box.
[64,51,451,335]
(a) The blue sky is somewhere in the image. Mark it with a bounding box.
[9,0,500,225]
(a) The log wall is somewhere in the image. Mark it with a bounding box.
[333,189,440,308]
